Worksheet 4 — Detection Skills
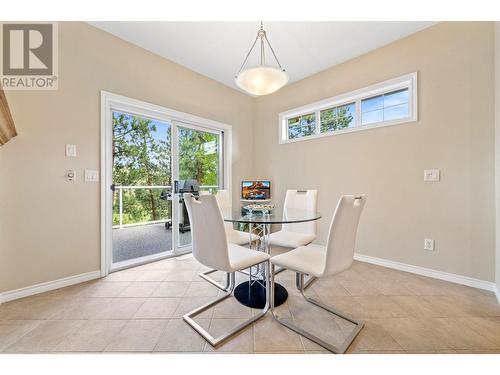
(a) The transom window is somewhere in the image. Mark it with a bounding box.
[279,73,417,144]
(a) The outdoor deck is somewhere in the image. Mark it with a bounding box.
[112,223,191,263]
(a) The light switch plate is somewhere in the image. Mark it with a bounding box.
[66,144,77,157]
[84,169,99,183]
[424,169,440,182]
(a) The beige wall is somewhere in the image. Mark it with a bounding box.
[495,22,500,292]
[1,21,497,294]
[0,22,255,292]
[254,22,496,281]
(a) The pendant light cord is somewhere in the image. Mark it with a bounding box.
[236,22,285,75]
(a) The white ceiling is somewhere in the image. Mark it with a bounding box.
[89,22,437,95]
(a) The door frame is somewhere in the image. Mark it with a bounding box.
[100,91,232,277]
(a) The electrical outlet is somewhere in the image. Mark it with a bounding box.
[424,238,434,251]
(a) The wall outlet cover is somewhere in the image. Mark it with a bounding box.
[424,238,435,251]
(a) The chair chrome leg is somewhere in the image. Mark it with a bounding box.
[270,265,364,354]
[199,269,231,291]
[185,263,270,348]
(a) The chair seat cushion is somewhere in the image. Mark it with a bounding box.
[226,229,260,245]
[228,243,270,271]
[270,244,326,277]
[269,230,315,248]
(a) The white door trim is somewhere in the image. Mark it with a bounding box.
[100,91,232,277]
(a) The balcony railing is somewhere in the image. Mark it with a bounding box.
[113,185,218,229]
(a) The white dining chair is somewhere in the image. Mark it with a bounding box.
[269,190,318,249]
[199,189,260,290]
[215,189,260,245]
[183,193,270,347]
[269,194,367,353]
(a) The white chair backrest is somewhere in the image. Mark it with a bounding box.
[323,195,366,276]
[215,189,233,232]
[282,190,318,234]
[183,193,232,271]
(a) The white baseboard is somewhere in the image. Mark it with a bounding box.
[354,253,497,293]
[495,286,500,305]
[0,270,101,304]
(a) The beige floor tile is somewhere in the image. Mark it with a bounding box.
[310,279,351,298]
[332,268,366,283]
[212,297,252,319]
[0,320,41,351]
[402,277,453,296]
[133,298,181,319]
[423,318,499,350]
[422,295,499,317]
[349,350,407,354]
[389,295,448,318]
[454,349,500,354]
[119,282,161,298]
[154,318,210,352]
[293,317,347,351]
[103,267,145,282]
[287,295,344,321]
[341,319,403,352]
[52,297,110,319]
[377,317,452,351]
[456,317,500,346]
[353,296,409,319]
[184,282,219,297]
[151,281,190,297]
[53,320,126,352]
[172,296,215,319]
[253,315,304,352]
[204,318,254,353]
[136,270,170,282]
[94,298,146,319]
[0,294,79,320]
[339,280,382,296]
[89,281,131,297]
[3,320,86,353]
[105,320,168,352]
[56,297,145,320]
[371,281,415,296]
[163,270,198,282]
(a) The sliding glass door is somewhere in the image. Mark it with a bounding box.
[109,111,224,270]
[171,122,222,253]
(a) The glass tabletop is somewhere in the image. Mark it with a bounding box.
[223,206,321,224]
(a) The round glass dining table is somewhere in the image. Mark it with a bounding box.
[222,206,321,309]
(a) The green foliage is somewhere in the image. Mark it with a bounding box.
[112,112,220,226]
[320,104,354,133]
[288,113,316,139]
[178,127,219,187]
[112,112,172,225]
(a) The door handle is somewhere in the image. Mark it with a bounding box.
[110,184,116,192]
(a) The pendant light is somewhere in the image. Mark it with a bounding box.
[235,22,288,96]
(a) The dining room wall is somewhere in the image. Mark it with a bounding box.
[254,22,496,282]
[0,22,255,293]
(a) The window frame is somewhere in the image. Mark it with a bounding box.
[278,72,418,144]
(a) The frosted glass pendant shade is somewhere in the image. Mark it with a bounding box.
[235,66,289,96]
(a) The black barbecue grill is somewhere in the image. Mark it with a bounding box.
[160,179,200,233]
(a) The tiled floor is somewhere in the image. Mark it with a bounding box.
[1,253,500,354]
